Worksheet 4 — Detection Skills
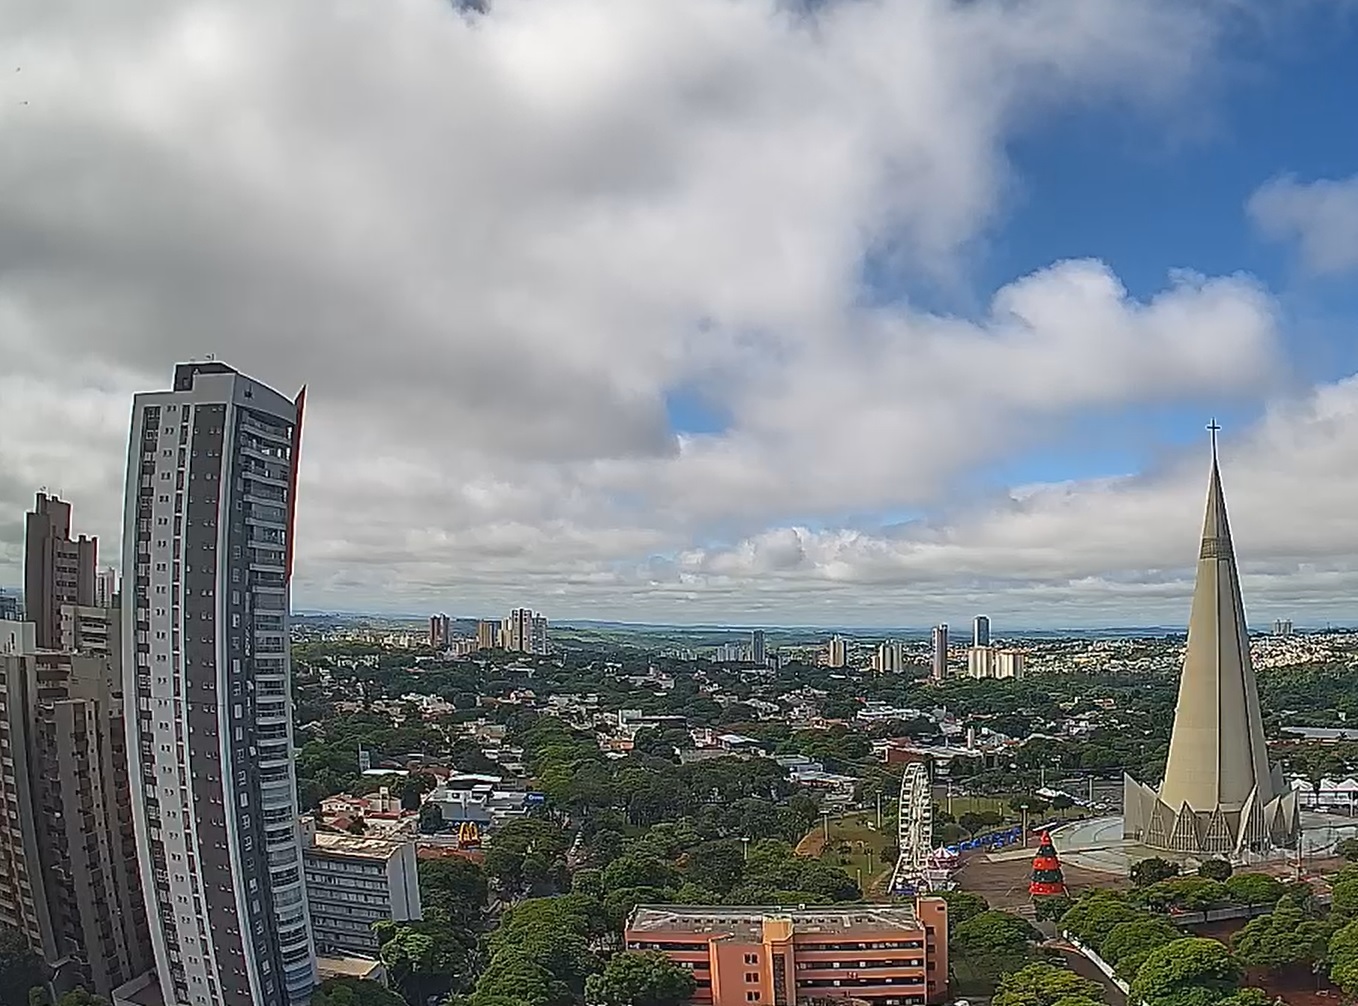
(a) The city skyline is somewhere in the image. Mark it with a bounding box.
[4,3,1358,625]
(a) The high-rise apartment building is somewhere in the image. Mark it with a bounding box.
[96,566,121,609]
[428,613,451,650]
[121,362,316,1006]
[966,646,993,679]
[972,615,990,648]
[826,635,847,669]
[750,629,766,666]
[475,619,499,650]
[25,493,98,649]
[931,624,948,680]
[0,611,151,997]
[964,646,1023,680]
[1272,619,1294,637]
[993,650,1024,680]
[873,641,904,673]
[503,608,548,655]
[0,591,20,621]
[529,613,548,655]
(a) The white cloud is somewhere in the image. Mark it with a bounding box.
[0,0,1333,624]
[1249,174,1358,275]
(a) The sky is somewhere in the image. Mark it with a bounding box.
[4,0,1358,628]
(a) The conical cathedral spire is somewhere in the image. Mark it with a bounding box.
[1122,424,1299,855]
[1158,426,1271,814]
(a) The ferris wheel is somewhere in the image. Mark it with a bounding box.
[890,761,934,894]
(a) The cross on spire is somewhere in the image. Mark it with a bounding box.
[1207,418,1221,460]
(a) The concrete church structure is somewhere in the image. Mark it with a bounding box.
[1123,427,1299,857]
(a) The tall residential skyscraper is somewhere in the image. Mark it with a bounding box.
[972,615,990,648]
[25,492,97,649]
[429,613,451,649]
[95,566,121,609]
[1123,430,1299,855]
[931,624,948,680]
[825,634,847,669]
[750,629,767,666]
[475,619,499,650]
[503,608,548,654]
[122,362,316,1006]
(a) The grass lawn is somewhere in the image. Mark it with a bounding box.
[818,811,894,896]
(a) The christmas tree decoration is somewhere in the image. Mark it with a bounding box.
[1028,831,1067,897]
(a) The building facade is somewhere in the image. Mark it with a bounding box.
[475,620,499,650]
[0,615,151,997]
[625,901,949,1006]
[302,829,421,956]
[429,614,451,650]
[930,626,948,680]
[750,630,767,667]
[25,493,98,650]
[122,362,316,1006]
[872,642,904,674]
[972,616,989,648]
[963,648,1023,680]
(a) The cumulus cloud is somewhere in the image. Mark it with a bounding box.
[679,374,1358,625]
[1249,174,1358,275]
[0,0,1330,623]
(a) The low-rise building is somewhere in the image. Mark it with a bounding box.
[624,901,948,1006]
[303,828,422,955]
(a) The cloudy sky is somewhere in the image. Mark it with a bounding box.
[3,0,1358,628]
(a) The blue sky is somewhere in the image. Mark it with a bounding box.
[659,6,1358,497]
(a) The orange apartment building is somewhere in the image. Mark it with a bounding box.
[624,900,948,1006]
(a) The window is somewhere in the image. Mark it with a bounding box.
[746,994,760,1002]
[746,973,760,983]
[744,955,758,965]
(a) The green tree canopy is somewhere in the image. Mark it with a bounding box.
[310,978,407,1006]
[1101,917,1180,981]
[584,952,696,1006]
[992,963,1104,1006]
[1130,938,1242,1006]
[938,890,989,933]
[1223,873,1285,908]
[1132,857,1180,888]
[1197,859,1233,882]
[1231,905,1332,973]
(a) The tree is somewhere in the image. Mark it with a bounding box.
[0,928,47,1006]
[1328,919,1358,995]
[1197,859,1233,882]
[346,816,368,835]
[1224,873,1284,908]
[419,857,489,927]
[584,952,696,1006]
[953,911,1039,958]
[419,803,445,834]
[1060,892,1140,948]
[1338,838,1358,863]
[310,978,407,1006]
[993,963,1103,1006]
[1101,917,1180,981]
[1129,938,1242,1006]
[938,890,989,932]
[1232,905,1331,974]
[1131,857,1180,888]
[1050,794,1075,812]
[1033,894,1074,923]
[52,992,108,1006]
